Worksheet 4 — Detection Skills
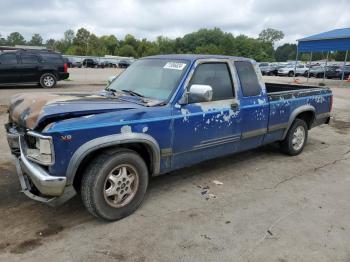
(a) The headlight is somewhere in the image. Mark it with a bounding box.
[25,131,54,165]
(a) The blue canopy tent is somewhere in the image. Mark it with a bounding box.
[295,28,350,82]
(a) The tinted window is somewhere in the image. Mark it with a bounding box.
[40,53,63,63]
[21,54,39,64]
[235,61,261,97]
[0,53,18,64]
[190,63,234,101]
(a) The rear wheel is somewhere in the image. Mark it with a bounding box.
[288,71,294,77]
[39,73,57,88]
[280,119,308,156]
[81,149,149,221]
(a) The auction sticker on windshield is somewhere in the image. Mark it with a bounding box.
[164,62,187,70]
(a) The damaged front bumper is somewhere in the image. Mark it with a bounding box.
[6,126,76,206]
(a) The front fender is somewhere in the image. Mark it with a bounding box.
[65,133,161,185]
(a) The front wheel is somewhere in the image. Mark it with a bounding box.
[39,73,57,88]
[280,119,308,156]
[81,149,149,221]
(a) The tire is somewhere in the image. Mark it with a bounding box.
[39,73,57,88]
[303,71,309,77]
[288,71,294,77]
[280,119,308,156]
[81,149,149,221]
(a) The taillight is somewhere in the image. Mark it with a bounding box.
[64,63,68,73]
[330,95,333,112]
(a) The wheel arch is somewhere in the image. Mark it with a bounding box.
[66,133,161,188]
[282,105,315,139]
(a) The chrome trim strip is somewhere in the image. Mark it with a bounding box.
[66,133,161,184]
[199,134,241,144]
[193,136,240,149]
[18,136,66,196]
[242,128,267,139]
[268,123,288,132]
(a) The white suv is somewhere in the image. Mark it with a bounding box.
[278,64,309,77]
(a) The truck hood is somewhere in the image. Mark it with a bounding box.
[8,92,144,130]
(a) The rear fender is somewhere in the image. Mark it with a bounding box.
[282,105,315,139]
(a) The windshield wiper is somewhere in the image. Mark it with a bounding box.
[121,89,144,98]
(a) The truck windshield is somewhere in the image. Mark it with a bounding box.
[107,58,190,101]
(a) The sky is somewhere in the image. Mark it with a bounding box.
[0,0,349,45]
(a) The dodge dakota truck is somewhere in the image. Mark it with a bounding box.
[5,55,332,221]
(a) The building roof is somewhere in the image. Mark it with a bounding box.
[298,28,350,42]
[297,28,350,53]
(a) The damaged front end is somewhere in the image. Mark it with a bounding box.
[5,122,76,206]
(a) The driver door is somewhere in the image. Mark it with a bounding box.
[172,60,241,169]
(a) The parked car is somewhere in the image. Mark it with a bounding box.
[278,64,309,77]
[6,54,332,221]
[0,48,69,88]
[260,63,281,76]
[118,60,131,68]
[334,65,350,79]
[308,66,340,78]
[65,57,82,68]
[82,58,99,68]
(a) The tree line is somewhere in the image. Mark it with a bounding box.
[0,28,347,62]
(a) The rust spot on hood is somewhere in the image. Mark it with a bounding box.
[8,92,107,129]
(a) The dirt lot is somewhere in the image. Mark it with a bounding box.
[0,69,350,262]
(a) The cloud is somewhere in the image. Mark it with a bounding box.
[0,0,349,45]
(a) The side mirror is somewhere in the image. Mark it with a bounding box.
[188,84,213,103]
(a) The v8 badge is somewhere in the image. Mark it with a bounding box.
[61,135,72,141]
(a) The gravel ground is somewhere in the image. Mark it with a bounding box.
[0,69,349,262]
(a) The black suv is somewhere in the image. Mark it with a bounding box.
[82,58,99,68]
[0,48,69,88]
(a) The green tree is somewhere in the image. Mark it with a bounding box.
[7,32,25,46]
[137,38,159,57]
[195,44,221,54]
[275,43,297,62]
[64,29,75,45]
[29,33,43,46]
[118,44,137,57]
[100,35,118,55]
[73,28,91,55]
[0,34,6,45]
[45,39,56,50]
[87,34,106,56]
[258,28,284,45]
[123,34,138,49]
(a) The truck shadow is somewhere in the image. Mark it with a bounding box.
[0,142,287,254]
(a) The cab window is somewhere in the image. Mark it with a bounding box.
[189,62,234,101]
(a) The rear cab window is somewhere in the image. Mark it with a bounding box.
[189,62,234,101]
[235,61,262,97]
[0,53,18,64]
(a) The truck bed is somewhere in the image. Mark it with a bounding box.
[262,82,332,145]
[265,82,330,101]
[265,82,326,93]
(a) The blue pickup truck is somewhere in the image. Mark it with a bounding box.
[5,55,332,220]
